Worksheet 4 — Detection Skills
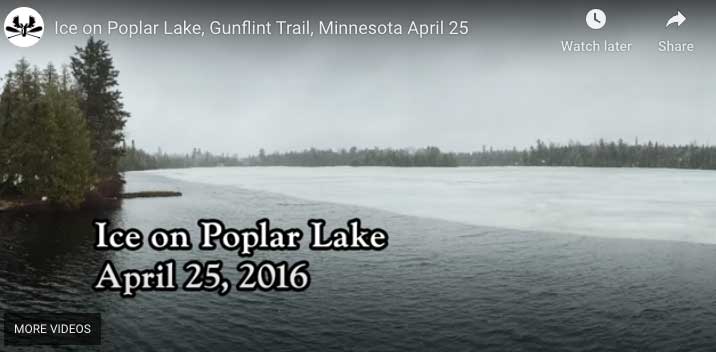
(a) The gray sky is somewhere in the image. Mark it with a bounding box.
[1,0,714,155]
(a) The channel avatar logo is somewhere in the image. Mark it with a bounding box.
[4,7,44,47]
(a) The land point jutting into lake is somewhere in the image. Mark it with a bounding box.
[0,37,126,210]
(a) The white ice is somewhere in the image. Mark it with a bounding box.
[146,166,716,244]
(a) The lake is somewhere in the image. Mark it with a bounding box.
[153,166,716,244]
[1,167,715,351]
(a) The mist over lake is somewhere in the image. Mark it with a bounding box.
[147,166,716,244]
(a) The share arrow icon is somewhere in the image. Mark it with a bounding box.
[666,10,686,28]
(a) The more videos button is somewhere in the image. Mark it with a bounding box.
[3,312,101,346]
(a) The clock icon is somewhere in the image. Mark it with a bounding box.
[586,9,606,30]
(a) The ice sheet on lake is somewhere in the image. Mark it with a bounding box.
[146,167,716,244]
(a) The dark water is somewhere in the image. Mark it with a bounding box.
[2,172,716,351]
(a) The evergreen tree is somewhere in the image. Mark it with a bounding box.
[42,66,95,207]
[71,37,129,177]
[0,61,95,207]
[0,59,39,194]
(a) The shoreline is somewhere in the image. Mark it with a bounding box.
[127,164,716,174]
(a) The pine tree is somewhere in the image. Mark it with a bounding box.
[71,37,129,178]
[42,66,95,207]
[0,59,40,194]
[0,60,95,208]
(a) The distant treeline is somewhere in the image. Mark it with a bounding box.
[119,139,716,171]
[246,146,458,167]
[456,139,716,169]
[119,145,456,170]
[119,142,241,171]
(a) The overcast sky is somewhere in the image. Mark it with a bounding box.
[1,0,714,155]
